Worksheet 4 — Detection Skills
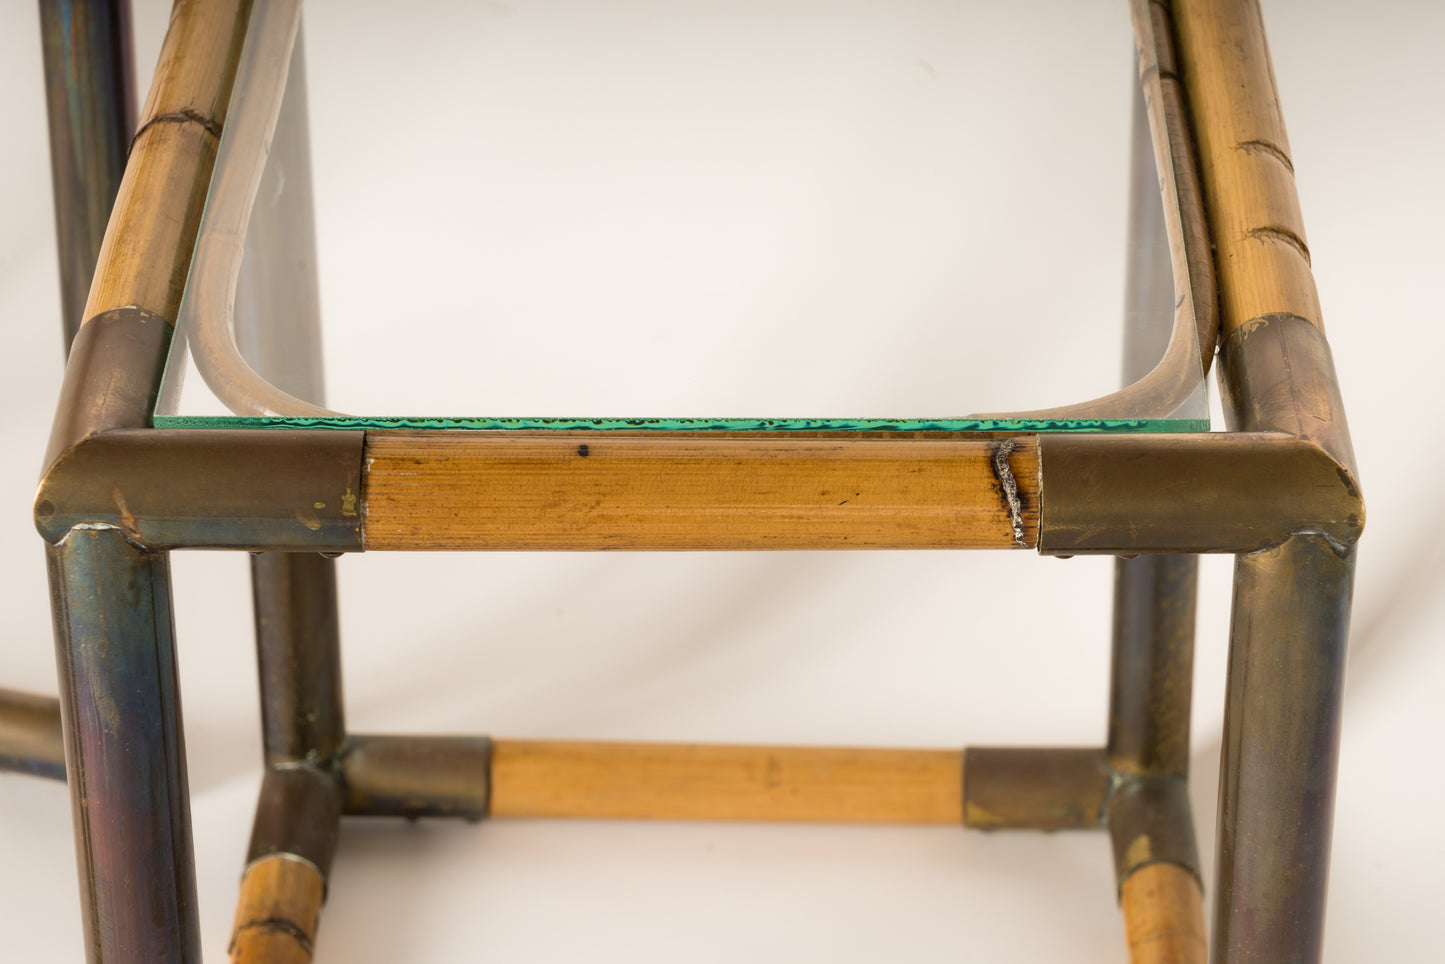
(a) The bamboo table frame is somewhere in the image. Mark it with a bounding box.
[14,0,1360,961]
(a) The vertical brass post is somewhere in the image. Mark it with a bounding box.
[229,14,343,962]
[1109,35,1206,962]
[47,530,200,962]
[38,0,135,353]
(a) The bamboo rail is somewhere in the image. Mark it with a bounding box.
[362,433,1038,551]
[1172,0,1320,334]
[490,740,963,824]
[81,0,250,324]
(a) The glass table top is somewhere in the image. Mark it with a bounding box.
[157,0,1209,434]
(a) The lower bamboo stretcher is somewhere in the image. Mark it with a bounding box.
[490,740,964,823]
[234,739,1204,963]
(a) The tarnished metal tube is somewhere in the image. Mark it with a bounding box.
[1037,432,1363,556]
[1213,535,1355,964]
[1110,778,1206,964]
[38,0,135,354]
[342,735,493,820]
[1108,776,1201,890]
[961,747,1111,830]
[251,553,345,768]
[1172,3,1364,961]
[47,528,199,963]
[35,429,365,552]
[1218,312,1357,477]
[245,766,342,877]
[0,687,65,780]
[1107,555,1198,779]
[43,307,173,471]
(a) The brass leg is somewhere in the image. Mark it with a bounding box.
[48,530,200,962]
[233,550,345,963]
[1212,536,1355,963]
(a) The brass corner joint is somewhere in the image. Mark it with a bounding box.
[35,427,365,552]
[1035,430,1363,557]
[960,746,1201,890]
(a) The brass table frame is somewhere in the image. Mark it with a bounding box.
[8,0,1360,961]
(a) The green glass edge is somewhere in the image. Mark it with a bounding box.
[152,413,1209,433]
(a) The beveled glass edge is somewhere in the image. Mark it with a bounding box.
[152,414,1208,434]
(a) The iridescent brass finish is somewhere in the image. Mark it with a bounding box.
[36,429,364,551]
[1213,535,1355,963]
[38,3,255,960]
[341,736,493,821]
[1173,0,1362,960]
[250,553,346,768]
[244,766,341,881]
[1107,556,1197,781]
[1219,312,1357,473]
[0,687,66,781]
[1037,432,1362,556]
[42,306,171,469]
[47,527,200,963]
[38,0,135,353]
[1108,777,1200,893]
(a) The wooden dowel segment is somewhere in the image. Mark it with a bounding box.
[1172,0,1321,334]
[362,433,1037,551]
[490,740,964,824]
[229,855,324,964]
[1120,862,1207,964]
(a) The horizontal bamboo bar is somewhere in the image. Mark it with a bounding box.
[489,740,964,824]
[362,433,1037,550]
[1120,862,1207,964]
[229,854,323,964]
[1173,0,1320,334]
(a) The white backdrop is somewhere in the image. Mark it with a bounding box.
[1,2,1440,961]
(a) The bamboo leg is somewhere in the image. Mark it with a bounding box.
[232,549,344,964]
[1170,0,1360,958]
[225,14,342,962]
[231,585,343,964]
[1122,863,1208,964]
[230,855,325,964]
[1108,53,1206,964]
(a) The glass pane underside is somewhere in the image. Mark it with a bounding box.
[158,0,1208,434]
